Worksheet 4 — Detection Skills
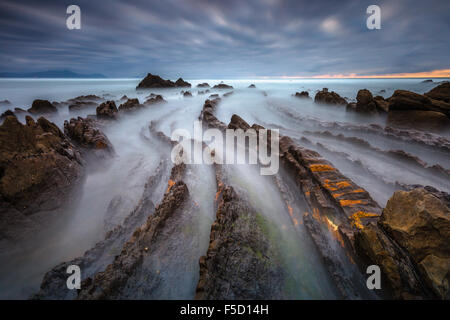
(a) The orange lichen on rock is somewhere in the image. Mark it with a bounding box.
[309,164,335,172]
[349,211,380,229]
[333,188,365,198]
[323,180,352,191]
[166,179,175,193]
[339,199,365,207]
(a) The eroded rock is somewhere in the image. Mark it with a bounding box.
[314,88,347,106]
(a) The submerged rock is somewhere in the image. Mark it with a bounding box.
[0,115,82,215]
[27,99,58,114]
[136,73,191,89]
[314,88,347,106]
[96,101,118,119]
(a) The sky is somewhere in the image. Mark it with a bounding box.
[0,0,449,78]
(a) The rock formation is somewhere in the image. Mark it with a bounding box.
[27,99,58,114]
[314,88,347,106]
[425,82,450,103]
[118,98,142,112]
[96,101,118,119]
[197,83,210,88]
[294,91,310,99]
[212,83,233,89]
[136,73,191,89]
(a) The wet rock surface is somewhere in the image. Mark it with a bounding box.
[27,99,58,114]
[118,98,143,112]
[425,82,450,103]
[96,101,118,119]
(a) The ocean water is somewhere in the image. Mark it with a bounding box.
[0,78,449,299]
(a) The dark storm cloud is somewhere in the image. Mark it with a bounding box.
[0,0,449,78]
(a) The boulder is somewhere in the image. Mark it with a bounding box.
[388,89,450,117]
[425,82,450,103]
[0,115,82,214]
[175,78,191,87]
[182,91,192,97]
[373,95,389,112]
[346,89,379,113]
[27,99,57,114]
[64,117,114,158]
[380,188,450,299]
[248,84,256,88]
[96,101,118,119]
[294,91,310,99]
[197,83,210,88]
[118,98,142,111]
[314,88,347,106]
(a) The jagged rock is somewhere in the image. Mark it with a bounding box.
[27,99,58,114]
[380,188,450,299]
[248,84,256,88]
[314,88,347,106]
[96,101,118,119]
[136,73,191,89]
[212,83,233,89]
[118,98,142,111]
[355,89,378,113]
[0,110,15,120]
[294,91,310,99]
[175,78,191,87]
[119,95,129,101]
[197,83,210,88]
[425,82,450,103]
[0,115,82,215]
[374,95,389,112]
[228,114,250,130]
[144,94,165,105]
[64,117,114,158]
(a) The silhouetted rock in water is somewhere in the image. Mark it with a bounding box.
[425,82,450,103]
[64,117,114,159]
[175,78,191,87]
[183,91,193,97]
[356,187,449,299]
[387,110,450,132]
[144,94,165,105]
[196,183,285,299]
[197,82,210,88]
[68,101,98,112]
[314,88,347,105]
[96,101,118,119]
[76,163,190,299]
[197,90,210,95]
[136,73,191,89]
[223,91,233,97]
[27,99,58,114]
[294,91,310,99]
[0,100,11,106]
[248,84,256,88]
[14,107,27,114]
[118,98,142,112]
[212,83,233,89]
[0,115,82,217]
[388,90,450,117]
[422,79,433,83]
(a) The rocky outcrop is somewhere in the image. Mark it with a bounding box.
[425,82,450,103]
[248,84,256,88]
[96,101,118,119]
[197,83,210,88]
[380,188,450,299]
[118,98,143,112]
[182,91,192,97]
[0,115,82,216]
[387,110,450,132]
[212,83,233,89]
[195,171,285,299]
[175,78,191,87]
[136,73,191,89]
[144,94,165,105]
[0,110,15,120]
[68,101,98,112]
[294,91,310,99]
[388,90,450,117]
[64,117,114,158]
[27,99,58,114]
[314,88,347,106]
[347,89,388,113]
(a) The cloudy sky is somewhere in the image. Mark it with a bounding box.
[0,0,449,78]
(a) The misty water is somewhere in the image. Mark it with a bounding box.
[0,78,449,299]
